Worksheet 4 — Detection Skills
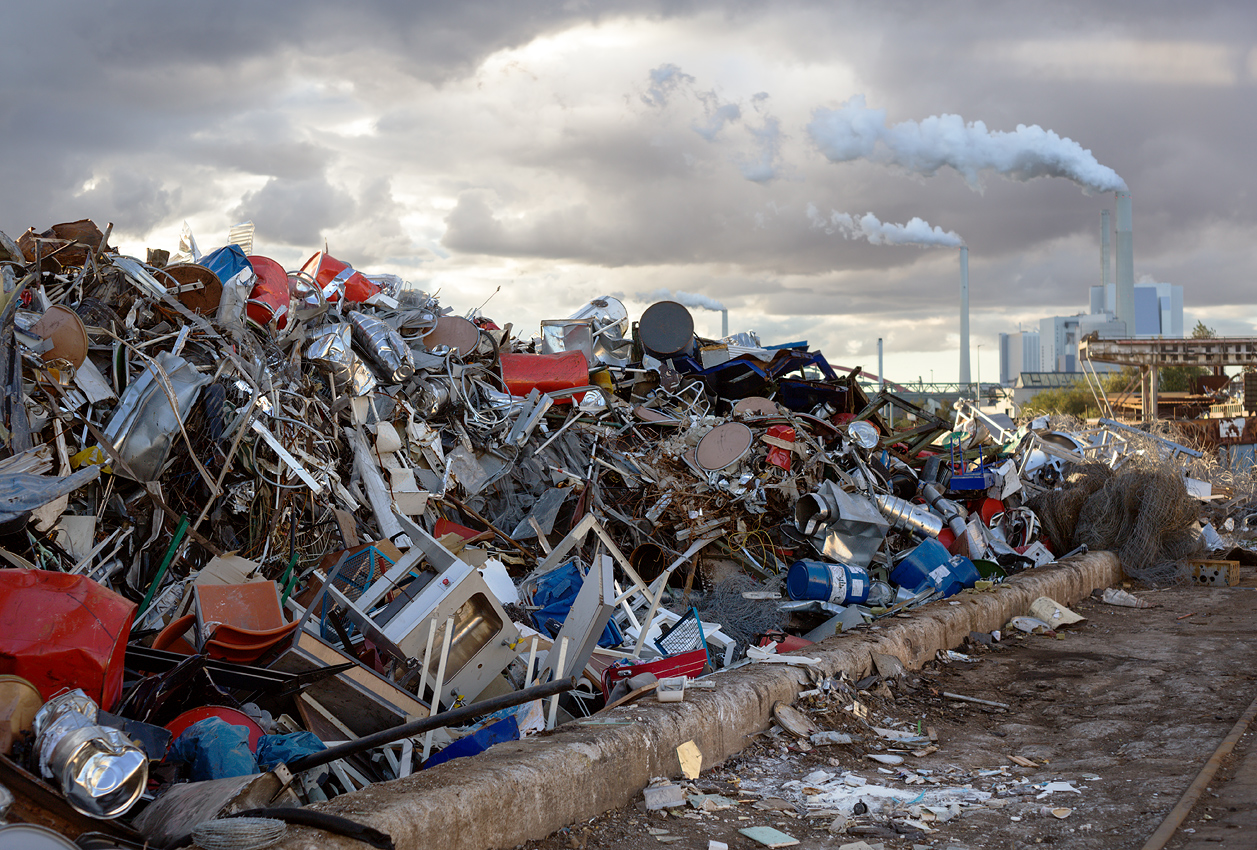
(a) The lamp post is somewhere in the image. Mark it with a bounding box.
[975,344,983,402]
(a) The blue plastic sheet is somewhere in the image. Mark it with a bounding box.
[423,716,519,770]
[256,731,327,771]
[166,717,258,781]
[200,244,251,288]
[529,560,621,647]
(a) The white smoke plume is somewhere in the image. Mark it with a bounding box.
[808,95,1127,194]
[638,288,726,311]
[807,204,963,248]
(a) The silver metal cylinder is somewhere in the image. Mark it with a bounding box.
[307,323,377,396]
[33,690,147,819]
[920,482,968,539]
[349,311,416,383]
[874,493,944,538]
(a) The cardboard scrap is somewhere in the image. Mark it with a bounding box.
[1029,596,1085,627]
[677,740,702,780]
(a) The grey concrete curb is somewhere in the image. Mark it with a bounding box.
[273,550,1121,850]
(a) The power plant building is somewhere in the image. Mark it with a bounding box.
[997,200,1184,387]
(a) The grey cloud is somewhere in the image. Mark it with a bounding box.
[195,134,334,182]
[738,115,784,183]
[693,102,741,141]
[0,0,1253,363]
[73,169,181,235]
[644,64,697,107]
[231,177,355,247]
[337,177,424,266]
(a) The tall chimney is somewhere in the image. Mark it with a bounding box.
[959,247,971,386]
[1100,208,1112,312]
[720,308,728,339]
[1115,192,1134,334]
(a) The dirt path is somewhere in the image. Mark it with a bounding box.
[524,572,1257,850]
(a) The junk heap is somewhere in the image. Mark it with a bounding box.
[0,219,1243,845]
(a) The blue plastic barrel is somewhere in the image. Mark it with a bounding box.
[948,555,981,589]
[787,560,871,605]
[889,538,951,591]
[890,538,974,599]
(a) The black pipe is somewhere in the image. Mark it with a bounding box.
[231,808,394,850]
[285,677,577,773]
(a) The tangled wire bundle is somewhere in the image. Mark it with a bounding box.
[1030,458,1201,585]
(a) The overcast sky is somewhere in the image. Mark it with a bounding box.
[4,1,1256,383]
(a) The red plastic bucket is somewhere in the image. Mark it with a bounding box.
[298,252,381,304]
[245,255,291,330]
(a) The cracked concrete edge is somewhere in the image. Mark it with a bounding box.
[272,550,1121,850]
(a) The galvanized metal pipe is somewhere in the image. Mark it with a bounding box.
[873,493,944,538]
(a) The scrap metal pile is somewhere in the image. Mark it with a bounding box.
[0,219,1238,845]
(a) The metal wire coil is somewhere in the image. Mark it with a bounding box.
[192,817,288,850]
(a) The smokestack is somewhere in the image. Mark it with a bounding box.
[720,309,728,338]
[1115,192,1134,334]
[878,338,884,391]
[959,247,971,386]
[1100,209,1111,288]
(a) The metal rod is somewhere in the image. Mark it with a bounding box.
[1139,690,1257,850]
[135,515,189,622]
[943,692,1009,709]
[416,618,438,707]
[524,634,539,685]
[441,493,533,559]
[547,637,569,730]
[423,617,454,760]
[285,677,578,773]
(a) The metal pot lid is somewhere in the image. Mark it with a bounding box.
[847,420,880,450]
[733,396,778,417]
[695,422,754,471]
[59,727,148,819]
[30,305,89,368]
[633,406,680,424]
[772,701,819,737]
[0,823,78,849]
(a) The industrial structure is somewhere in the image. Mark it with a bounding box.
[997,193,1185,408]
